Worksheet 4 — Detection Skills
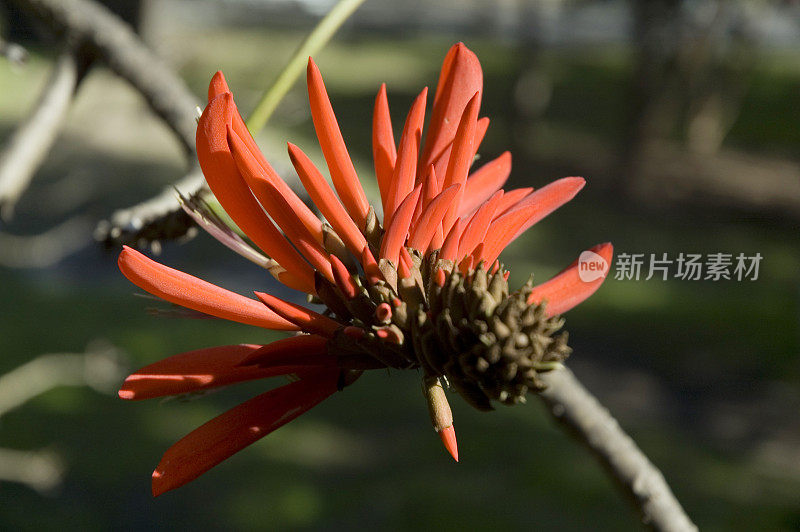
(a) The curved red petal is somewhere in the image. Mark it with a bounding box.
[421,43,483,177]
[197,94,315,293]
[457,189,503,258]
[384,87,427,229]
[441,93,480,234]
[118,246,298,331]
[380,183,422,264]
[407,183,461,253]
[307,58,370,229]
[527,243,614,316]
[459,151,512,216]
[119,344,312,400]
[151,368,339,496]
[288,142,368,258]
[254,291,343,338]
[373,83,396,212]
[228,127,333,282]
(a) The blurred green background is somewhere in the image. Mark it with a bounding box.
[1,1,798,530]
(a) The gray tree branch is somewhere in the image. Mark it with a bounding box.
[10,0,208,245]
[539,367,697,531]
[0,43,88,219]
[10,0,200,155]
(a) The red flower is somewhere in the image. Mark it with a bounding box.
[118,43,612,496]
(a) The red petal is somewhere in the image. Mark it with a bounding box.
[481,177,586,264]
[151,368,339,496]
[494,187,533,216]
[441,92,480,234]
[373,83,396,212]
[384,88,427,229]
[307,59,369,229]
[254,291,342,338]
[508,176,585,240]
[239,334,333,367]
[360,245,383,285]
[420,43,483,177]
[209,73,324,242]
[228,127,333,282]
[398,247,412,279]
[439,217,464,262]
[118,246,298,331]
[472,117,490,156]
[288,142,368,258]
[119,344,310,400]
[197,94,314,293]
[380,183,422,265]
[439,425,459,462]
[527,243,614,315]
[459,151,512,216]
[207,71,230,101]
[407,183,461,253]
[458,189,503,258]
[330,253,358,300]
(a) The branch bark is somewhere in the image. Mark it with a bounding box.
[10,0,207,245]
[10,0,201,155]
[0,43,89,219]
[538,367,697,531]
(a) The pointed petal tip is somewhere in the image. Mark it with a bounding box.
[208,71,231,101]
[439,425,459,462]
[118,387,135,400]
[151,468,167,497]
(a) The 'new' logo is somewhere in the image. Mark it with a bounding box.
[578,251,609,283]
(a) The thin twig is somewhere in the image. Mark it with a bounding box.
[0,43,88,219]
[10,0,200,155]
[0,341,126,493]
[246,0,369,134]
[0,447,64,494]
[93,166,204,248]
[538,367,697,531]
[0,340,126,416]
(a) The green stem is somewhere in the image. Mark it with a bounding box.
[245,0,368,134]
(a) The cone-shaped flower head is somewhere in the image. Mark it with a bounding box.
[118,43,613,495]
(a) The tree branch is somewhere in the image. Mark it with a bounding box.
[11,0,207,245]
[10,0,201,155]
[0,43,89,219]
[0,340,126,416]
[93,166,204,248]
[538,367,697,531]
